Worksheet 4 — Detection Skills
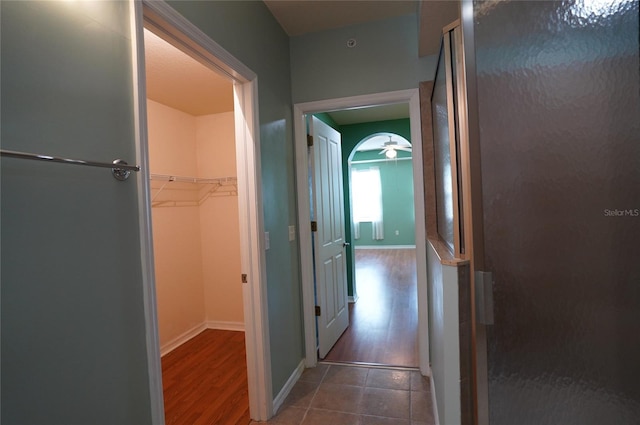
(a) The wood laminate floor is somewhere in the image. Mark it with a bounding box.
[162,329,250,425]
[323,248,418,367]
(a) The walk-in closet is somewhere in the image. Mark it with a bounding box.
[144,28,249,424]
[147,98,243,351]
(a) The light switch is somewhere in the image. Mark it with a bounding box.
[288,225,296,241]
[265,231,270,250]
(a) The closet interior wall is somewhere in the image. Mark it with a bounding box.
[147,99,243,354]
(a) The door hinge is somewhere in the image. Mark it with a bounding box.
[311,221,318,232]
[307,134,313,147]
[241,274,248,283]
[315,305,321,316]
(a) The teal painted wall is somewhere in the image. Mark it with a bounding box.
[167,0,303,397]
[2,2,435,416]
[290,14,438,103]
[1,1,152,423]
[340,119,414,296]
[350,158,415,247]
[314,112,339,129]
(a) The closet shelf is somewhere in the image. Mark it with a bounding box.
[150,173,237,207]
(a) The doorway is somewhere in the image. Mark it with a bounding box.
[322,130,418,367]
[133,1,272,421]
[143,26,249,423]
[294,89,430,375]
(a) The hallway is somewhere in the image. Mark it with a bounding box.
[252,363,435,424]
[324,249,418,367]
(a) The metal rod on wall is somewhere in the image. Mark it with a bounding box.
[1,149,140,181]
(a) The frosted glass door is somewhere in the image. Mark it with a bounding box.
[472,1,640,424]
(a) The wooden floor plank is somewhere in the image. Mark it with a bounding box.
[162,329,250,425]
[324,248,418,367]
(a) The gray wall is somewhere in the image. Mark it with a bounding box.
[290,14,437,103]
[1,1,152,423]
[167,0,304,397]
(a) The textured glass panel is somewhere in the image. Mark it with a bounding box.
[473,0,640,424]
[431,39,455,251]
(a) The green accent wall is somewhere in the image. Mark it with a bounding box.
[166,0,303,399]
[314,112,339,129]
[340,119,414,296]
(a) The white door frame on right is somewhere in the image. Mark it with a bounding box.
[294,89,430,374]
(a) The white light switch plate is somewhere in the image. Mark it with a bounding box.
[265,231,270,250]
[288,225,296,241]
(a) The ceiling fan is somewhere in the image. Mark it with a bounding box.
[379,136,411,159]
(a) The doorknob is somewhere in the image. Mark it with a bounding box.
[343,242,351,248]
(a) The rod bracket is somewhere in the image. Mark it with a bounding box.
[111,159,132,181]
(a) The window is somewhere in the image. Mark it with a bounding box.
[351,167,384,240]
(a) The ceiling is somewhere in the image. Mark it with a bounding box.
[144,29,233,116]
[356,133,412,152]
[264,0,458,56]
[263,0,418,36]
[144,1,458,120]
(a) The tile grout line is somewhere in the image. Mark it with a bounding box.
[282,364,431,424]
[299,363,331,424]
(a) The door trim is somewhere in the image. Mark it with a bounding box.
[294,89,430,374]
[132,0,272,421]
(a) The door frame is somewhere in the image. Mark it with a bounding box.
[294,89,430,374]
[131,1,272,421]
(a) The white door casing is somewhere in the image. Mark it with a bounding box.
[309,117,349,359]
[295,89,429,374]
[134,1,272,421]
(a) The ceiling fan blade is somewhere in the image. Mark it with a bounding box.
[396,146,412,152]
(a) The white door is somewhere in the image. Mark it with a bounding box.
[310,116,349,359]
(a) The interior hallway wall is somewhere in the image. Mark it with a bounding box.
[167,0,303,396]
[1,2,153,422]
[290,14,437,103]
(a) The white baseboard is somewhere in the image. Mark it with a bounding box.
[160,321,245,356]
[430,366,440,425]
[354,245,416,250]
[206,320,245,332]
[348,295,359,303]
[160,322,207,356]
[272,359,305,415]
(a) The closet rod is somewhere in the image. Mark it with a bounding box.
[150,174,236,184]
[1,149,140,181]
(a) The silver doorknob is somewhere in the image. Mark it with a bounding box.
[343,242,351,247]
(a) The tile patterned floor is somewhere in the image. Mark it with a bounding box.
[250,363,436,425]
